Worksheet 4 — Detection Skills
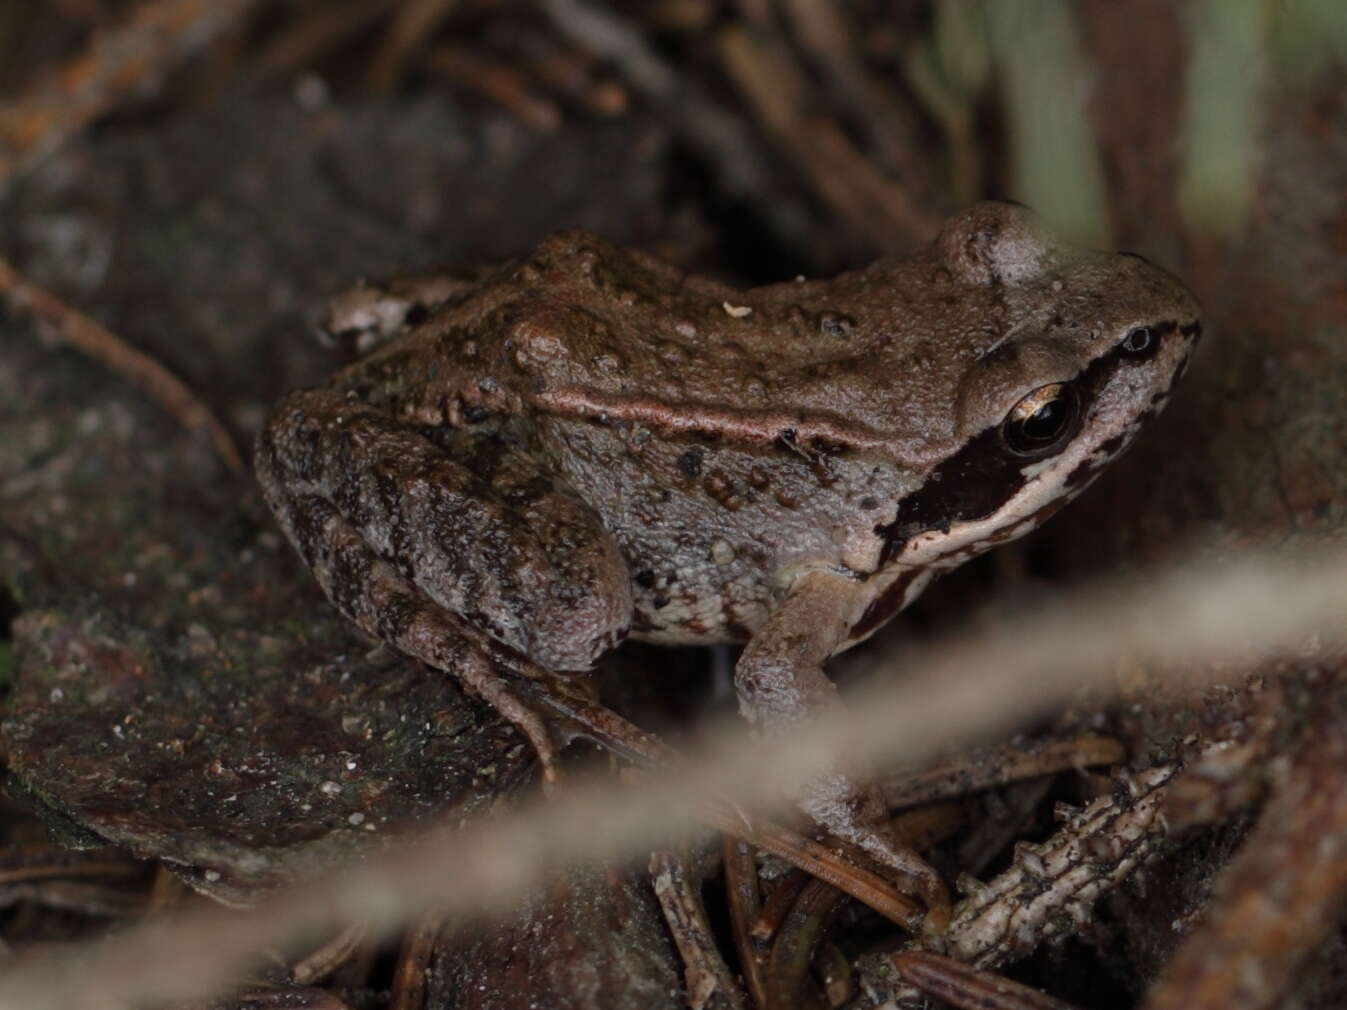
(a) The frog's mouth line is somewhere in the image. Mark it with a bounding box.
[873,317,1199,568]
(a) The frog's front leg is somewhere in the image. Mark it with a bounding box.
[254,388,634,779]
[736,570,950,926]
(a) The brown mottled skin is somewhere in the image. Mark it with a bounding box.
[256,203,1201,919]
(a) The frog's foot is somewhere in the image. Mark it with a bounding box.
[799,773,952,934]
[454,648,565,786]
[291,489,568,783]
[254,461,567,780]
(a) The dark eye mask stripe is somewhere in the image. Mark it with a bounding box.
[874,319,1184,565]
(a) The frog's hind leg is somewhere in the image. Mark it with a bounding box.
[280,493,566,779]
[255,388,635,780]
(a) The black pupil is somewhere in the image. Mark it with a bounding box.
[1124,327,1152,353]
[1023,398,1067,440]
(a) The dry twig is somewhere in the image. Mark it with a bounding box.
[0,256,245,474]
[289,921,369,986]
[722,836,769,1008]
[252,0,396,80]
[762,877,848,1010]
[517,673,930,929]
[0,0,266,191]
[366,0,460,94]
[881,734,1126,810]
[715,24,942,250]
[652,847,746,1010]
[425,44,562,132]
[944,766,1176,969]
[388,910,445,1010]
[541,0,817,249]
[756,802,965,1008]
[1144,675,1347,1010]
[1162,678,1286,831]
[0,847,146,886]
[774,0,923,174]
[752,870,808,944]
[892,951,1084,1010]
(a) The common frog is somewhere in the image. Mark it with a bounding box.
[256,203,1201,921]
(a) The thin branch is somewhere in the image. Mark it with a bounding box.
[942,765,1177,968]
[388,910,444,1010]
[425,45,562,132]
[1143,686,1347,1010]
[651,847,747,1010]
[289,922,368,986]
[0,256,244,475]
[715,24,943,249]
[541,0,818,250]
[762,877,847,1010]
[252,0,395,80]
[881,734,1126,810]
[0,0,266,192]
[722,836,769,1008]
[514,673,928,928]
[699,810,922,931]
[892,951,1084,1010]
[0,847,146,886]
[366,0,460,94]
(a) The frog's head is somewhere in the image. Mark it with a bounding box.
[876,201,1202,570]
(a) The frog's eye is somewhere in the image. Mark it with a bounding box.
[1120,326,1157,358]
[1001,383,1079,456]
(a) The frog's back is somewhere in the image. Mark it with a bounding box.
[488,230,974,452]
[333,207,1194,470]
[336,228,992,460]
